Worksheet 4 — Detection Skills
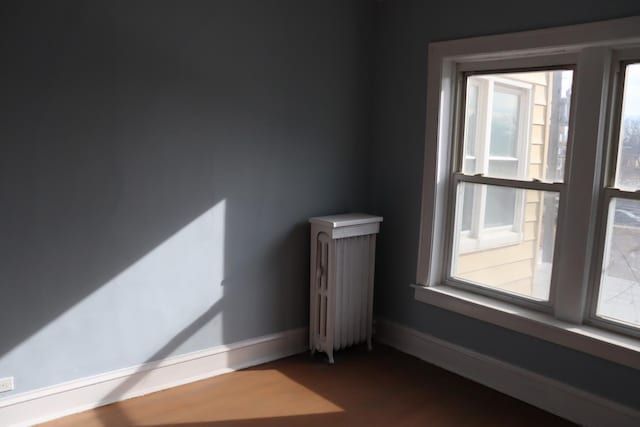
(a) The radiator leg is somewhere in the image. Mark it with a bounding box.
[367,337,373,351]
[327,350,334,364]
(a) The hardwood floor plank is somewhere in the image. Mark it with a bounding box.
[40,345,574,427]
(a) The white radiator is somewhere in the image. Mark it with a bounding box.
[309,214,383,363]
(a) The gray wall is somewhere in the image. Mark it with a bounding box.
[0,0,373,397]
[2,0,639,411]
[370,0,640,409]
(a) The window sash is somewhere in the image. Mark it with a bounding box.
[454,174,554,250]
[587,55,640,336]
[454,173,562,191]
[588,189,640,338]
[606,59,640,192]
[448,180,553,308]
[445,67,567,304]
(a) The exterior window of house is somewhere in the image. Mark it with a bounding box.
[414,17,640,368]
[459,76,531,246]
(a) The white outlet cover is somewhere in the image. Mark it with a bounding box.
[0,377,14,393]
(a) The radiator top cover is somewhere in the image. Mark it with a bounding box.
[309,213,383,229]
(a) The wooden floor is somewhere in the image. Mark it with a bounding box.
[42,345,574,427]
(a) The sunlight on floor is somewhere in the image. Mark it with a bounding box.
[143,369,342,425]
[45,369,343,427]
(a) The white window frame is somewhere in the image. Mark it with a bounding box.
[458,75,532,254]
[413,16,640,370]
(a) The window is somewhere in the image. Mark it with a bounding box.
[593,62,640,331]
[452,70,571,302]
[415,17,640,369]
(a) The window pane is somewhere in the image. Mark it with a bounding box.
[615,63,640,191]
[484,185,517,227]
[490,88,520,157]
[462,70,573,182]
[487,159,518,179]
[465,84,479,158]
[460,183,475,231]
[463,158,477,174]
[452,182,559,301]
[596,198,640,328]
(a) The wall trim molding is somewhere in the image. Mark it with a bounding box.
[375,319,640,427]
[0,328,308,427]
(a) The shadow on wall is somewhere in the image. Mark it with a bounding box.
[0,0,371,399]
[92,301,225,426]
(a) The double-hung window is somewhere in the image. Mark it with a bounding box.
[452,70,570,302]
[593,61,640,333]
[415,17,640,369]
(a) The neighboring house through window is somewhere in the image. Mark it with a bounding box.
[458,75,532,253]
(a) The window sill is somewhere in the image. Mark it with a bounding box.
[412,284,640,370]
[459,230,522,254]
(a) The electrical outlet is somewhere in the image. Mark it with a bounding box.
[0,377,14,393]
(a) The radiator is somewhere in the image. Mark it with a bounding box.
[309,214,383,363]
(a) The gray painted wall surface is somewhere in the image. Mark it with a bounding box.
[2,0,640,411]
[0,1,372,397]
[370,0,640,409]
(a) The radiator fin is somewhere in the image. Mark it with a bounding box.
[329,235,374,350]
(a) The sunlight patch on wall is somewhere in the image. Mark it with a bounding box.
[1,200,227,393]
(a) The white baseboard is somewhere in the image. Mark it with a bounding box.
[0,328,307,427]
[375,319,639,427]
